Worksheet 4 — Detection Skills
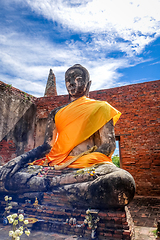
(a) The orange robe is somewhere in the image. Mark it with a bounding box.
[34,96,121,168]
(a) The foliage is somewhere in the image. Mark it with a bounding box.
[27,95,33,101]
[152,229,158,237]
[112,154,120,168]
[5,84,12,90]
[22,92,34,102]
[84,209,99,230]
[23,92,28,102]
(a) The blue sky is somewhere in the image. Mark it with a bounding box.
[0,0,160,97]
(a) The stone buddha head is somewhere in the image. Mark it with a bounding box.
[65,64,91,101]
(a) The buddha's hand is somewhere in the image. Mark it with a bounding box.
[9,143,51,177]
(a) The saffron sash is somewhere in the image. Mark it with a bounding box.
[33,96,121,168]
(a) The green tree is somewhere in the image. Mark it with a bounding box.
[112,155,120,168]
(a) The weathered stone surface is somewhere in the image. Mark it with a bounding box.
[0,142,51,192]
[0,162,135,208]
[0,82,35,141]
[0,81,36,164]
[6,172,49,192]
[56,166,135,209]
[50,164,119,187]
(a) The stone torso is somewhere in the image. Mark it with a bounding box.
[69,132,99,156]
[69,121,115,157]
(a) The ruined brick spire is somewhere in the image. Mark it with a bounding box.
[44,69,57,97]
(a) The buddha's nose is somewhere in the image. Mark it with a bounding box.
[70,78,75,85]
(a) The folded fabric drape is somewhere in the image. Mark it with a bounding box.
[32,96,121,168]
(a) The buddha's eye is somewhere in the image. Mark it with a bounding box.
[75,76,82,81]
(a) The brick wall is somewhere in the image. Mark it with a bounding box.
[90,81,160,196]
[35,80,160,196]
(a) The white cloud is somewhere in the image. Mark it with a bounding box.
[0,30,83,85]
[26,0,160,32]
[25,0,160,55]
[0,0,160,97]
[0,28,132,96]
[87,59,126,90]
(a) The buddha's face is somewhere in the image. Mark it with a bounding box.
[65,68,88,98]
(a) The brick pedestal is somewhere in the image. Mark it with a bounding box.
[0,192,134,240]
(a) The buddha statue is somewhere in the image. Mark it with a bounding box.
[0,64,135,209]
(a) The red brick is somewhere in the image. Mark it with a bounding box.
[54,211,66,216]
[107,212,117,217]
[46,210,54,214]
[117,212,126,218]
[104,232,112,237]
[113,233,123,238]
[98,223,105,228]
[98,232,104,236]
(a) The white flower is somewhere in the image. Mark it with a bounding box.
[4,196,8,201]
[86,209,90,214]
[24,219,29,225]
[13,232,17,238]
[88,221,92,227]
[12,213,18,218]
[15,229,20,236]
[85,216,89,221]
[15,236,20,240]
[9,231,14,237]
[25,230,30,236]
[8,217,14,224]
[8,197,12,201]
[18,214,24,221]
[84,219,88,224]
[19,231,23,236]
[7,215,12,220]
[19,226,23,231]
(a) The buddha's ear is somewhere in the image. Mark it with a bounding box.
[85,80,92,97]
